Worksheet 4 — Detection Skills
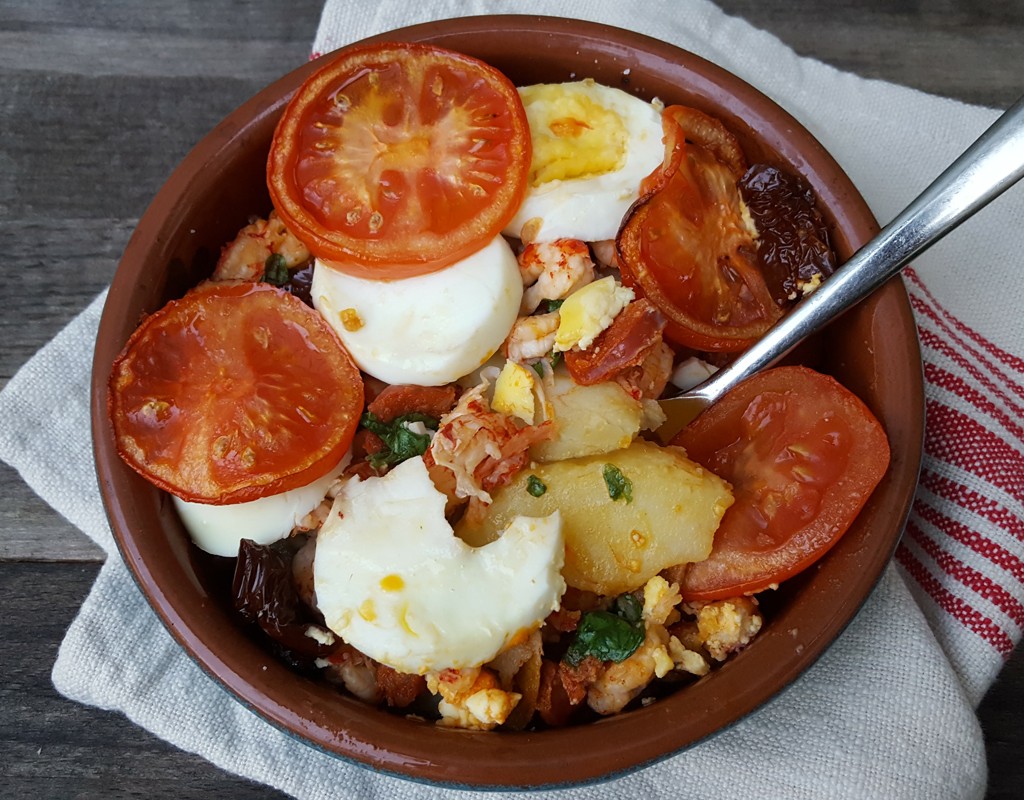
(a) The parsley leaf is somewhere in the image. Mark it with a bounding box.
[543,298,565,313]
[602,464,633,503]
[526,475,547,497]
[564,593,645,666]
[262,253,290,286]
[360,411,439,470]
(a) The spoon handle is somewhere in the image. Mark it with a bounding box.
[686,94,1024,408]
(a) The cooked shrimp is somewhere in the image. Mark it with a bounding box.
[617,340,675,402]
[212,211,311,281]
[517,245,545,286]
[504,312,559,363]
[429,382,552,506]
[590,239,619,270]
[518,239,596,314]
[586,624,672,715]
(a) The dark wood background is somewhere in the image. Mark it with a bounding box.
[2,1,1021,797]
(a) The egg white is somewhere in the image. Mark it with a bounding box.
[314,456,565,674]
[173,454,349,557]
[311,235,522,386]
[504,80,664,244]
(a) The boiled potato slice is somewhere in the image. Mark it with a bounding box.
[530,371,641,462]
[457,440,733,595]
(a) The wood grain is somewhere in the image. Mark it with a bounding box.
[1,1,1020,797]
[1,562,283,799]
[717,0,1023,108]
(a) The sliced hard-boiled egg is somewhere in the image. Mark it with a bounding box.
[173,455,348,557]
[311,235,523,386]
[314,456,565,674]
[554,275,635,352]
[492,360,536,424]
[504,80,664,243]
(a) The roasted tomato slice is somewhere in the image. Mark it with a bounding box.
[268,41,531,279]
[109,281,363,503]
[671,366,890,600]
[617,106,782,352]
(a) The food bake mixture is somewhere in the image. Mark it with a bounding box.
[108,42,890,730]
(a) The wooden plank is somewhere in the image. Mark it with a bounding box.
[0,1,1021,798]
[0,29,316,81]
[715,0,1024,107]
[0,562,285,798]
[0,464,103,561]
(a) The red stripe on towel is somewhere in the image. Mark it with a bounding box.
[918,470,1024,543]
[895,544,1014,656]
[906,267,1024,378]
[906,520,1024,627]
[924,401,1024,501]
[912,295,1024,406]
[913,501,1024,584]
[923,361,1024,442]
[877,271,1024,656]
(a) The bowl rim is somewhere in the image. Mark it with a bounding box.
[91,13,925,790]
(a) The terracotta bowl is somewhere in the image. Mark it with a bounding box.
[91,15,924,789]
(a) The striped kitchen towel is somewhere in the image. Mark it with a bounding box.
[0,1,1018,799]
[899,267,1024,704]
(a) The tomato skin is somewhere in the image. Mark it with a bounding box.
[365,383,458,422]
[617,106,781,352]
[564,298,666,386]
[268,42,531,279]
[671,366,890,601]
[109,281,364,504]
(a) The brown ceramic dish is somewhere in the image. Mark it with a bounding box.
[91,15,924,789]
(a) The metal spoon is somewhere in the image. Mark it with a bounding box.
[655,94,1024,444]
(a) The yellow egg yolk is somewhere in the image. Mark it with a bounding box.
[520,82,628,186]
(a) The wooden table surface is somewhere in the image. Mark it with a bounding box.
[2,1,1021,797]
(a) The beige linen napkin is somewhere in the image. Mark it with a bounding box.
[2,1,1022,798]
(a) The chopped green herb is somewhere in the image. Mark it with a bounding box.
[544,298,565,313]
[526,475,547,497]
[262,253,290,286]
[564,592,645,666]
[359,411,439,470]
[602,464,633,503]
[530,351,562,378]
